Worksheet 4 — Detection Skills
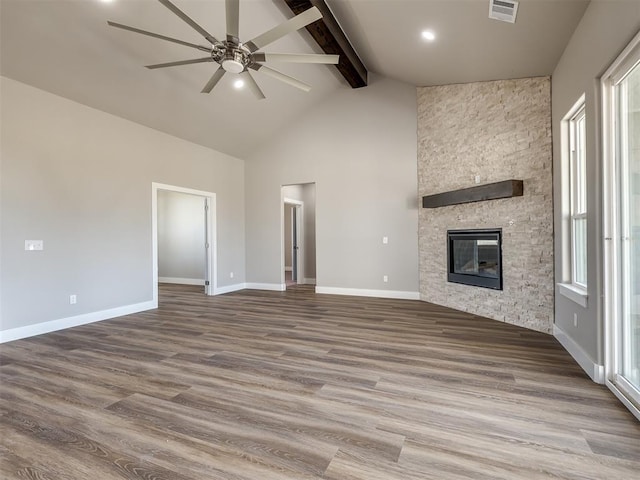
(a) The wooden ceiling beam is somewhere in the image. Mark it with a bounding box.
[280,0,368,88]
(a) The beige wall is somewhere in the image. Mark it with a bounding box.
[418,77,554,333]
[0,77,245,335]
[246,75,418,295]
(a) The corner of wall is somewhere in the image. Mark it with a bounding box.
[553,324,605,383]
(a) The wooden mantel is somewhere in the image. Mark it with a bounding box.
[422,180,524,208]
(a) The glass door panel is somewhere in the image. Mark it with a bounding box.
[618,60,640,398]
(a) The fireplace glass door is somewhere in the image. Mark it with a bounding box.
[447,230,502,290]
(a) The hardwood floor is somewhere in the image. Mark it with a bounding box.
[1,283,639,479]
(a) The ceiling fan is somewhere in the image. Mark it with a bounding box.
[107,0,339,99]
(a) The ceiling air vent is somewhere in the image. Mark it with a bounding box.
[489,0,519,23]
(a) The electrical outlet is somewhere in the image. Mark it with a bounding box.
[573,313,578,327]
[383,275,388,283]
[230,272,234,279]
[70,295,77,305]
[382,236,388,244]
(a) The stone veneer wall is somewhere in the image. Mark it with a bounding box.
[417,77,554,333]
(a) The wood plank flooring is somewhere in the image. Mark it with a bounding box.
[1,283,639,479]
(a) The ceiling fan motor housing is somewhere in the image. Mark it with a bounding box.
[215,42,251,73]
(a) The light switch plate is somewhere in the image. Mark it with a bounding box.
[25,240,44,251]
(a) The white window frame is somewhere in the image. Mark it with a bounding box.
[602,29,640,422]
[558,94,588,307]
[569,104,587,288]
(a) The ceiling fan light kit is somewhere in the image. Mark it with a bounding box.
[107,0,339,99]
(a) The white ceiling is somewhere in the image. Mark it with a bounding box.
[328,0,589,86]
[0,0,589,159]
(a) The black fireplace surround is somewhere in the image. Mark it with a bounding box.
[447,229,502,290]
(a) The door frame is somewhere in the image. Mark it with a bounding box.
[601,30,640,421]
[282,197,304,287]
[152,182,217,306]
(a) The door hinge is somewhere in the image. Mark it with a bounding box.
[205,281,210,286]
[205,243,210,249]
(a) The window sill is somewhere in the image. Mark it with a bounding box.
[558,283,588,308]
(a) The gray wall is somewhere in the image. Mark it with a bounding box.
[0,76,245,333]
[158,190,206,283]
[245,75,418,293]
[552,1,640,363]
[418,77,554,333]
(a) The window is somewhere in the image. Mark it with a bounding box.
[569,103,587,288]
[560,94,587,304]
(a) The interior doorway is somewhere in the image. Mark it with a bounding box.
[284,199,303,286]
[281,183,316,289]
[152,183,217,306]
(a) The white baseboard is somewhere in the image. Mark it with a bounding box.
[245,283,286,292]
[304,278,316,285]
[213,283,246,295]
[315,286,420,301]
[159,277,204,286]
[0,300,156,344]
[553,324,605,383]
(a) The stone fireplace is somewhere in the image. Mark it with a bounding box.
[417,77,554,334]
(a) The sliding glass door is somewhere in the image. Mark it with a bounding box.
[604,32,640,416]
[618,61,640,397]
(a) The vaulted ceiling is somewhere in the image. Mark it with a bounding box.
[0,0,589,158]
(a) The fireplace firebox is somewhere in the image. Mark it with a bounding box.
[447,229,502,290]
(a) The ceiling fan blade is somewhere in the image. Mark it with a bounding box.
[252,53,339,64]
[146,57,213,69]
[241,71,266,100]
[245,6,322,53]
[201,67,226,94]
[158,0,218,45]
[107,21,210,52]
[250,64,311,92]
[226,0,240,42]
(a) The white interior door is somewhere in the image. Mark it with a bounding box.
[204,197,212,295]
[283,197,304,287]
[291,206,298,282]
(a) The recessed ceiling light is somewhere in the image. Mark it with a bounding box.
[100,0,114,3]
[234,79,245,89]
[421,30,436,42]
